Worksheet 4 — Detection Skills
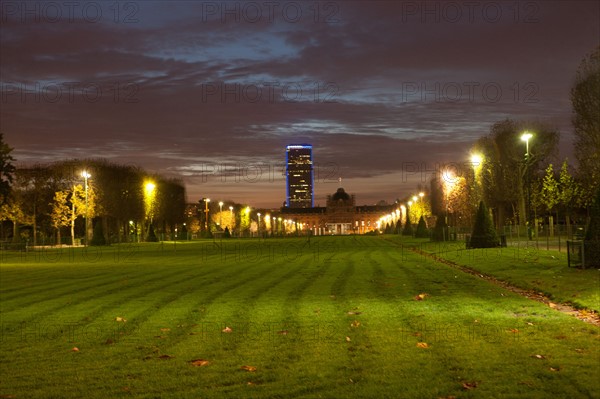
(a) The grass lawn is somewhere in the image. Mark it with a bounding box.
[1,236,599,398]
[406,237,600,312]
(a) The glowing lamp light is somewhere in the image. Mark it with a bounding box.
[520,132,533,142]
[470,154,483,166]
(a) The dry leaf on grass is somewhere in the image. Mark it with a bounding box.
[462,381,478,390]
[347,311,362,315]
[222,326,232,333]
[115,317,127,323]
[346,336,351,342]
[416,342,429,348]
[71,347,80,352]
[414,293,428,301]
[277,330,289,335]
[532,354,546,359]
[190,359,210,367]
[160,328,170,332]
[509,329,519,334]
[241,365,257,372]
[158,354,174,359]
[548,302,557,308]
[351,320,361,328]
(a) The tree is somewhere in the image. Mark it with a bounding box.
[432,215,448,241]
[0,133,16,204]
[470,201,499,248]
[50,190,71,245]
[0,200,32,243]
[473,119,559,230]
[571,47,600,207]
[558,160,581,237]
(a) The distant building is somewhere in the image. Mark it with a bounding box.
[278,187,397,235]
[285,144,314,208]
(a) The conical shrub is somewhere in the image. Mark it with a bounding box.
[415,216,429,238]
[470,201,499,248]
[90,220,107,246]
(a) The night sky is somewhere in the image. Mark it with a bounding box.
[1,1,598,207]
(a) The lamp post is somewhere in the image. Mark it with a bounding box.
[81,171,91,245]
[521,132,533,240]
[218,201,223,228]
[203,198,210,232]
[257,212,261,236]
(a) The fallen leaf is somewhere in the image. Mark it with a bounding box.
[416,342,429,348]
[346,336,351,342]
[277,330,289,335]
[414,293,428,301]
[549,367,559,372]
[71,347,80,352]
[527,322,534,326]
[532,354,546,359]
[241,365,257,372]
[190,359,210,367]
[222,326,232,333]
[462,381,478,390]
[509,329,519,334]
[351,320,361,328]
[347,311,362,315]
[548,302,557,308]
[115,317,127,323]
[158,354,174,359]
[575,348,584,353]
[160,328,171,332]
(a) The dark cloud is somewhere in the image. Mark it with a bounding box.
[1,0,598,206]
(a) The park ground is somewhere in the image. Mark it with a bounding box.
[0,236,598,398]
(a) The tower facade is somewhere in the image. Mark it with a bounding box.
[286,144,314,208]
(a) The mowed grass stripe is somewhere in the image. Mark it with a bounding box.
[0,252,233,326]
[1,237,599,399]
[155,256,316,357]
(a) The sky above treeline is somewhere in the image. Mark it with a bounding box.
[1,1,598,207]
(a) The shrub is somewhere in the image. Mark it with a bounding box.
[415,216,429,238]
[470,201,499,248]
[90,220,107,246]
[146,223,158,242]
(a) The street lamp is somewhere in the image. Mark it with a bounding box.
[521,132,533,239]
[203,198,210,232]
[81,171,91,245]
[218,201,223,227]
[257,212,261,235]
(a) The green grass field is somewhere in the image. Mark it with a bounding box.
[1,236,598,398]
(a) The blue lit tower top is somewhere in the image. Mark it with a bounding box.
[285,144,314,208]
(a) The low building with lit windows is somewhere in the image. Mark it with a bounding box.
[276,187,398,235]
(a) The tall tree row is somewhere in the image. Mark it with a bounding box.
[0,157,187,244]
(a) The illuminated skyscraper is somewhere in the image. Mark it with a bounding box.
[286,144,314,208]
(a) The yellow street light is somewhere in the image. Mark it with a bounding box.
[81,171,91,245]
[218,201,223,226]
[470,153,483,166]
[521,132,533,157]
[203,198,210,231]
